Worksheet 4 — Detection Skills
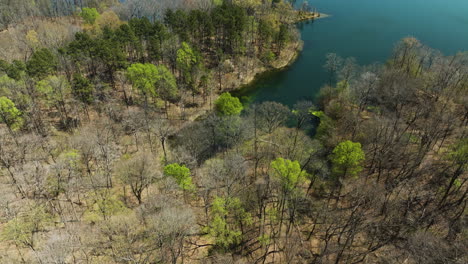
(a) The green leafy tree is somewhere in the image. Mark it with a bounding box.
[0,96,23,132]
[127,63,178,109]
[177,42,198,71]
[36,75,71,125]
[164,163,194,191]
[177,41,206,104]
[26,48,58,79]
[270,158,307,192]
[177,42,200,87]
[257,18,274,55]
[311,110,335,141]
[330,140,365,178]
[84,190,130,222]
[270,158,307,234]
[214,92,243,116]
[155,65,178,116]
[205,196,252,250]
[1,204,54,250]
[126,63,159,98]
[80,7,100,25]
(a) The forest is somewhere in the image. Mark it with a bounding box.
[0,0,467,263]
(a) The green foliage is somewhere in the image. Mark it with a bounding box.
[46,149,81,196]
[26,48,58,79]
[258,234,271,247]
[1,205,54,247]
[277,24,290,47]
[261,50,276,64]
[270,158,307,191]
[215,92,243,116]
[94,35,128,75]
[258,18,274,44]
[330,140,365,178]
[205,196,252,250]
[447,138,468,169]
[212,0,223,6]
[0,96,23,130]
[155,65,178,102]
[164,9,190,41]
[127,63,177,102]
[0,59,6,71]
[66,32,95,61]
[211,3,248,54]
[84,191,129,222]
[311,110,334,139]
[81,7,100,24]
[336,80,349,91]
[36,75,71,107]
[1,60,26,80]
[0,75,18,97]
[147,23,169,61]
[62,149,80,167]
[164,163,194,190]
[177,42,199,77]
[177,41,204,95]
[127,63,159,98]
[72,73,94,104]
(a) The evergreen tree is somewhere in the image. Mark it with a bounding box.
[26,48,58,79]
[72,73,94,104]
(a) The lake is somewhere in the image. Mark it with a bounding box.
[240,0,468,106]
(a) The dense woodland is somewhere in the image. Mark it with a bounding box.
[0,0,467,263]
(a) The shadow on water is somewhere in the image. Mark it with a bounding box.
[231,68,286,105]
[231,19,318,107]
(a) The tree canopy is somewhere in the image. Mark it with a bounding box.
[164,163,194,190]
[270,158,307,191]
[126,63,177,101]
[330,140,365,178]
[214,92,243,116]
[80,8,100,25]
[26,48,58,79]
[0,96,23,131]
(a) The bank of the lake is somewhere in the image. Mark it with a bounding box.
[239,0,468,107]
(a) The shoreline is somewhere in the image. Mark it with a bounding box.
[290,12,330,23]
[230,12,330,102]
[181,40,303,121]
[178,10,330,119]
[230,41,302,103]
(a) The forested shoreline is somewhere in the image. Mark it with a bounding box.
[0,0,467,263]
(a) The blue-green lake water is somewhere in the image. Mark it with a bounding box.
[242,0,468,106]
